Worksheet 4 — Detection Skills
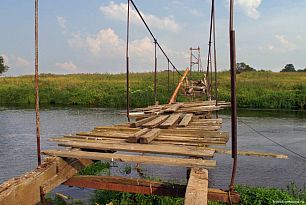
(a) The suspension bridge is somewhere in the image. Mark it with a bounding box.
[0,0,289,204]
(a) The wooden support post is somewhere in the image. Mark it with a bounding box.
[185,168,208,205]
[169,68,190,104]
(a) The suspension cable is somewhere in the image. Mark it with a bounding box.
[126,0,130,122]
[129,0,182,76]
[35,0,41,166]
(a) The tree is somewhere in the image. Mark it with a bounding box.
[236,62,256,74]
[0,56,9,75]
[281,64,296,72]
[297,68,306,72]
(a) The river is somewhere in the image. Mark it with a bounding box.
[0,107,305,200]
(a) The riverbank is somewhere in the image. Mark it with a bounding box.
[1,71,306,109]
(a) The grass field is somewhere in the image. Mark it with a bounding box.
[0,71,305,109]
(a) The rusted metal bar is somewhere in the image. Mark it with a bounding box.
[129,0,182,76]
[126,0,130,122]
[169,68,190,104]
[35,0,41,166]
[229,0,238,192]
[154,40,157,103]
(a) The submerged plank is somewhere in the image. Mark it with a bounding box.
[57,140,215,157]
[185,168,208,205]
[43,150,216,168]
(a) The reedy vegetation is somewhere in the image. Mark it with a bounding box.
[0,71,306,109]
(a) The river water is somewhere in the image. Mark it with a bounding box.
[0,107,305,200]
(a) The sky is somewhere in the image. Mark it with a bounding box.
[0,0,306,76]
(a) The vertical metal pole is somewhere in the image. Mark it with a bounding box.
[126,0,130,122]
[35,0,41,166]
[167,59,170,96]
[206,0,214,100]
[229,0,238,192]
[154,40,157,103]
[189,48,192,78]
[212,0,218,112]
[198,47,200,72]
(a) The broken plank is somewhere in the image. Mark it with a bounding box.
[178,114,193,127]
[142,115,169,128]
[42,150,216,168]
[130,115,158,128]
[185,168,208,205]
[57,141,215,157]
[127,128,150,143]
[160,114,181,128]
[139,129,161,144]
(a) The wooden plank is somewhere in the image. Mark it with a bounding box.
[43,150,216,168]
[130,115,158,128]
[57,140,215,157]
[0,157,92,205]
[94,126,140,132]
[178,114,193,127]
[139,129,161,144]
[127,128,150,143]
[160,113,181,128]
[142,115,169,128]
[185,168,208,205]
[164,103,183,113]
[169,68,189,104]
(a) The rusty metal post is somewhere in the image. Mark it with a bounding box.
[212,0,218,117]
[35,0,41,166]
[154,40,157,103]
[167,59,170,95]
[126,0,130,122]
[189,48,192,78]
[229,0,238,192]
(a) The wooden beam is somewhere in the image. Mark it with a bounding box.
[139,129,161,144]
[169,68,190,104]
[127,128,150,143]
[185,168,208,205]
[178,114,193,127]
[160,114,181,128]
[130,115,158,128]
[142,115,169,128]
[56,140,215,157]
[0,157,92,205]
[42,150,216,168]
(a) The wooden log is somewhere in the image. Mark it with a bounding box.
[0,157,92,205]
[130,115,158,128]
[127,128,150,143]
[43,150,216,168]
[57,140,215,157]
[142,115,169,128]
[160,114,181,128]
[185,168,208,205]
[139,129,161,144]
[178,114,193,127]
[169,68,190,104]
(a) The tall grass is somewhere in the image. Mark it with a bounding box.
[0,71,305,109]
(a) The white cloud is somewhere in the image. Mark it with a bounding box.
[275,35,296,51]
[57,16,66,30]
[237,0,262,19]
[15,57,30,67]
[100,1,179,32]
[55,61,77,71]
[261,35,296,53]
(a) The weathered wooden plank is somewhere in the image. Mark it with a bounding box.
[164,103,183,113]
[57,140,215,157]
[142,115,169,128]
[185,168,208,205]
[130,115,158,128]
[43,150,216,168]
[178,114,193,127]
[94,126,140,132]
[127,128,150,143]
[0,157,92,205]
[160,114,181,128]
[139,129,161,144]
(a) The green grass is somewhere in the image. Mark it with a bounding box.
[1,71,306,109]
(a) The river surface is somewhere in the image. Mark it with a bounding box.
[0,107,305,200]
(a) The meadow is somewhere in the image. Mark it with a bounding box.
[0,71,306,110]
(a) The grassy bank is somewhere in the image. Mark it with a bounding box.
[1,71,306,109]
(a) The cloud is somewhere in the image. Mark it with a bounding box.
[237,0,262,19]
[15,57,30,67]
[100,1,179,32]
[275,35,296,50]
[57,16,66,30]
[261,35,296,53]
[55,61,77,71]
